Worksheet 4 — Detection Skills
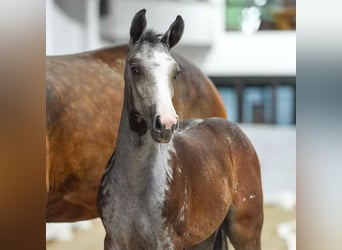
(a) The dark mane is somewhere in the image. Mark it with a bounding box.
[140,30,163,45]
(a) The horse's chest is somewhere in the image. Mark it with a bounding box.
[101,165,172,248]
[104,195,171,249]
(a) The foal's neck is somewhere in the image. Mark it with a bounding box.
[115,100,173,172]
[112,102,173,200]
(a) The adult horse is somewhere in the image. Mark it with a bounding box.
[98,9,263,250]
[46,24,226,222]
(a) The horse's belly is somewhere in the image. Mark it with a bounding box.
[184,189,231,246]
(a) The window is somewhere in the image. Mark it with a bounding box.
[212,77,296,125]
[225,0,296,33]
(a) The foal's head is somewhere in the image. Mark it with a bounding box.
[125,9,184,143]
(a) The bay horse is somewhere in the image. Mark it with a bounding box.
[97,9,263,250]
[46,26,226,221]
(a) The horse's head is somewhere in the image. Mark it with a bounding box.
[125,9,184,143]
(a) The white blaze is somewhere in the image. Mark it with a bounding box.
[152,51,178,129]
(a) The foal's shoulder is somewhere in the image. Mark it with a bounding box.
[177,117,253,150]
[179,117,241,134]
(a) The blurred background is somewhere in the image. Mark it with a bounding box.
[46,0,296,249]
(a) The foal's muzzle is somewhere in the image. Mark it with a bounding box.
[151,115,179,143]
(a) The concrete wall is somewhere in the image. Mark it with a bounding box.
[46,0,102,55]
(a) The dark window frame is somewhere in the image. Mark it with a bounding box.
[210,76,296,124]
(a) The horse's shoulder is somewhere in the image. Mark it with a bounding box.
[178,117,246,141]
[202,117,241,129]
[181,117,234,129]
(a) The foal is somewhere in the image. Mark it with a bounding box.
[97,9,263,250]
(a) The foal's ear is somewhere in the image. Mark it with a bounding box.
[129,9,147,44]
[161,15,184,50]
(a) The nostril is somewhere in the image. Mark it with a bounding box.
[154,115,163,132]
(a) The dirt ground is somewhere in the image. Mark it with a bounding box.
[46,205,295,250]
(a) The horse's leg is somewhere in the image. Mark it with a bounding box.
[186,227,228,250]
[213,226,228,250]
[104,233,115,250]
[222,205,263,250]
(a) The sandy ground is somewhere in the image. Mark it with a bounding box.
[46,205,295,250]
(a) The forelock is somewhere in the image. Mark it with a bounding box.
[139,30,163,46]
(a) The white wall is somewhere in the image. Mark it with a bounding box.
[46,0,103,55]
[202,31,296,76]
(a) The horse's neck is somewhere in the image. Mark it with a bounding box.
[103,104,174,246]
[115,106,154,162]
[113,105,173,194]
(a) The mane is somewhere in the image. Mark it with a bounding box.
[139,29,163,45]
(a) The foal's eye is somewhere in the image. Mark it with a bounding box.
[130,65,141,74]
